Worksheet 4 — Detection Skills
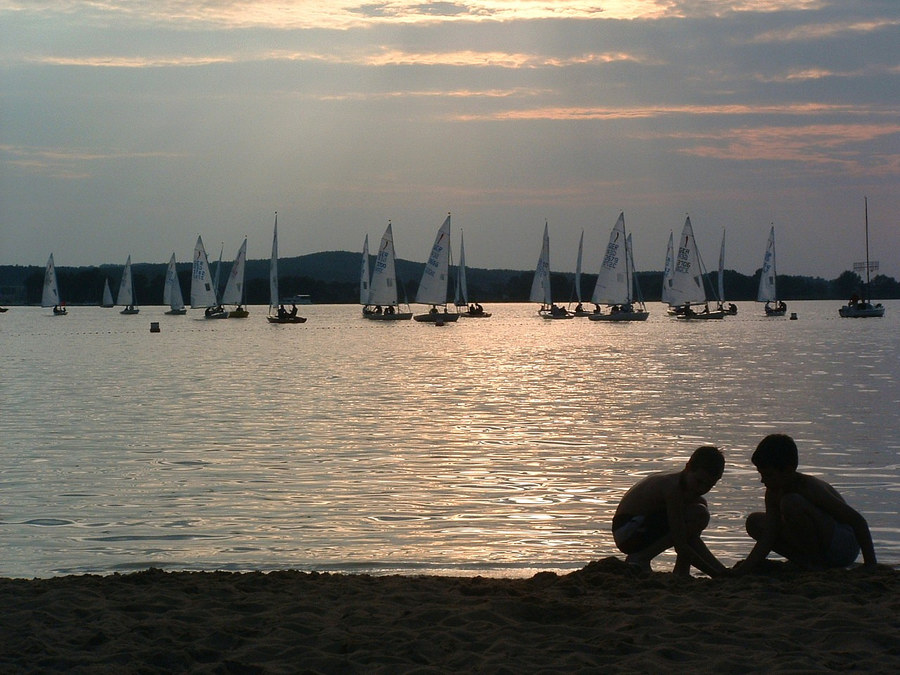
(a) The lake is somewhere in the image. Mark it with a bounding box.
[1,301,898,577]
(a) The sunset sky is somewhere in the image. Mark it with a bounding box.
[1,1,898,279]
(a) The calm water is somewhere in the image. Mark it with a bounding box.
[2,301,898,578]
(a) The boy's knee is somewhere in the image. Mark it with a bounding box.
[685,502,710,533]
[746,512,765,538]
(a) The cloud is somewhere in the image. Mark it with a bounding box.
[0,145,184,179]
[669,124,900,175]
[748,17,900,43]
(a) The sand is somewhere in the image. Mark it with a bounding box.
[1,557,897,673]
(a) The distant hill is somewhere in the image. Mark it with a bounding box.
[1,252,898,305]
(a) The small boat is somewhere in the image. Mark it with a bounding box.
[589,212,649,322]
[454,230,491,318]
[362,221,413,320]
[42,253,67,315]
[222,237,249,318]
[100,278,114,308]
[667,217,724,320]
[569,230,592,316]
[163,253,187,315]
[190,235,228,319]
[531,221,572,319]
[413,213,459,323]
[839,198,885,318]
[267,213,306,324]
[117,255,140,314]
[757,225,787,317]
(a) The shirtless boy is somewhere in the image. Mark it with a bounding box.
[738,433,876,573]
[612,446,729,577]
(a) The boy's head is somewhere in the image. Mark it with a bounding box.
[687,445,725,480]
[682,446,725,498]
[751,434,799,472]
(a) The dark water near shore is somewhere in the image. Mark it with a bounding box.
[2,301,898,577]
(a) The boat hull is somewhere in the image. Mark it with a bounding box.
[362,310,412,321]
[229,309,249,319]
[589,311,649,322]
[267,315,307,324]
[676,310,725,320]
[120,307,140,315]
[460,311,492,318]
[165,308,188,315]
[413,312,460,323]
[839,304,885,318]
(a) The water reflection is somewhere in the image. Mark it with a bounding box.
[1,301,898,576]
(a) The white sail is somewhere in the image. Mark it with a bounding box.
[661,231,675,305]
[359,234,370,305]
[117,255,135,307]
[667,217,707,306]
[574,230,584,303]
[529,222,552,305]
[591,212,628,305]
[717,230,726,303]
[454,230,468,306]
[626,233,640,304]
[190,235,218,308]
[221,238,247,306]
[41,253,61,307]
[757,225,778,302]
[270,215,280,311]
[101,278,114,307]
[415,214,452,306]
[368,222,400,307]
[164,253,185,311]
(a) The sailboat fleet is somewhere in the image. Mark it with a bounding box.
[24,204,888,321]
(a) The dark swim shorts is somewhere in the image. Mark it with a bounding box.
[612,511,669,554]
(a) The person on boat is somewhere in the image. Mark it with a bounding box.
[429,305,438,314]
[612,446,729,577]
[290,304,298,317]
[683,303,695,317]
[278,305,288,319]
[575,303,584,314]
[736,434,877,574]
[593,304,602,314]
[727,303,738,315]
[385,305,394,315]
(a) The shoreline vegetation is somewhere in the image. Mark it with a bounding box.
[2,251,899,306]
[2,558,897,672]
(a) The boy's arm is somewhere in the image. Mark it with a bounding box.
[736,488,779,574]
[664,487,729,577]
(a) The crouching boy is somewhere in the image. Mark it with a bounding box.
[738,433,876,573]
[612,446,729,577]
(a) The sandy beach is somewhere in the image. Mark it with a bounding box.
[1,558,897,673]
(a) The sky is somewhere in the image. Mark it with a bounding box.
[1,0,898,279]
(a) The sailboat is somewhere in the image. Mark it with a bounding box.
[454,230,491,318]
[222,237,249,318]
[588,212,649,321]
[362,221,413,320]
[757,225,786,316]
[839,197,885,318]
[100,278,114,307]
[413,213,459,323]
[531,221,571,319]
[661,231,675,312]
[716,230,737,315]
[190,235,228,319]
[667,217,724,320]
[569,230,591,316]
[42,253,67,315]
[163,253,187,315]
[117,255,140,314]
[267,213,306,324]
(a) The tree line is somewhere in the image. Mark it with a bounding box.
[2,252,898,306]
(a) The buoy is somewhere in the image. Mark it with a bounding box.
[150,322,160,332]
[789,313,797,320]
